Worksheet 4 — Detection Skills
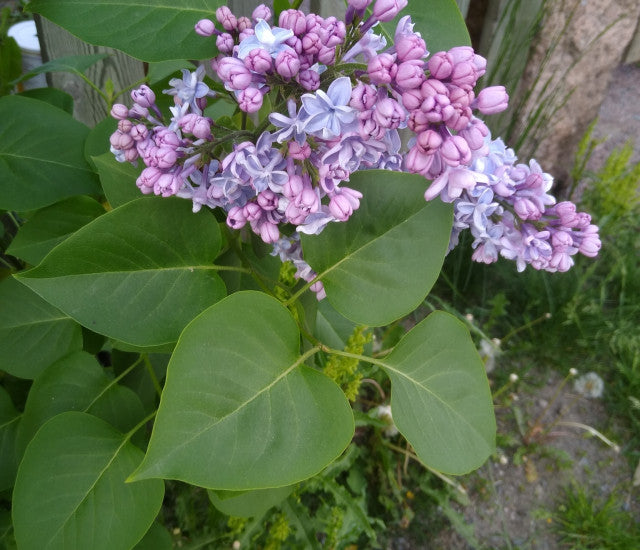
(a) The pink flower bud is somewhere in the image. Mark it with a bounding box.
[245,48,272,73]
[401,89,423,111]
[348,0,373,9]
[252,4,272,22]
[257,189,278,211]
[195,18,216,37]
[367,53,397,85]
[427,52,453,80]
[475,86,509,115]
[301,32,322,55]
[216,6,237,32]
[406,145,435,175]
[218,57,253,90]
[227,206,247,230]
[459,119,488,150]
[396,34,427,61]
[216,33,234,54]
[317,46,336,65]
[288,141,311,159]
[243,202,262,222]
[110,103,129,120]
[137,167,162,193]
[373,98,406,129]
[259,221,279,243]
[130,124,148,141]
[440,135,471,167]
[237,87,263,113]
[296,187,320,214]
[279,9,307,35]
[447,46,474,64]
[579,227,601,257]
[416,129,442,154]
[154,147,177,170]
[109,130,133,150]
[275,49,301,79]
[298,69,320,91]
[237,16,251,33]
[329,193,354,221]
[373,0,408,22]
[395,59,425,91]
[155,172,181,197]
[117,119,132,133]
[351,82,378,110]
[450,61,477,88]
[514,198,542,220]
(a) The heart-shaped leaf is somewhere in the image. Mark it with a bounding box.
[16,351,146,457]
[0,277,82,379]
[0,386,20,491]
[92,152,144,208]
[0,95,99,211]
[301,170,452,326]
[381,311,495,474]
[131,291,354,489]
[7,196,105,265]
[28,0,224,62]
[17,197,226,346]
[13,412,164,550]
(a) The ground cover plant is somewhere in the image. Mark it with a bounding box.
[0,0,602,547]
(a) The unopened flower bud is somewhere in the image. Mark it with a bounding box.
[368,53,397,84]
[110,103,129,120]
[427,51,453,80]
[216,33,234,54]
[245,48,272,73]
[275,49,301,79]
[195,18,216,37]
[237,87,263,113]
[373,0,408,22]
[252,4,272,22]
[395,59,425,91]
[216,6,237,32]
[298,69,320,91]
[475,86,509,115]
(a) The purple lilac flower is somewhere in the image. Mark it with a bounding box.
[163,66,211,115]
[300,77,357,139]
[236,19,294,59]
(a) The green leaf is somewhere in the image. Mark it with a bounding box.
[0,277,82,379]
[84,117,117,170]
[12,412,164,550]
[92,152,142,208]
[208,485,295,518]
[7,196,105,265]
[381,311,495,474]
[27,0,224,62]
[16,351,146,458]
[133,522,173,550]
[12,53,109,84]
[131,291,354,489]
[0,386,20,491]
[314,299,357,351]
[18,88,74,114]
[0,35,21,95]
[0,95,100,211]
[16,197,226,346]
[394,0,471,52]
[301,170,452,326]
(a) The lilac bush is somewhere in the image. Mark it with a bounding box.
[109,0,601,296]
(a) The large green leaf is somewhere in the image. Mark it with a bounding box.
[16,197,226,346]
[301,170,452,326]
[384,0,471,53]
[12,53,109,85]
[208,485,295,518]
[381,311,495,474]
[131,291,354,489]
[16,351,146,458]
[18,88,74,114]
[0,277,82,379]
[92,152,142,208]
[12,412,164,550]
[0,95,99,211]
[27,0,224,62]
[0,386,20,491]
[7,196,105,265]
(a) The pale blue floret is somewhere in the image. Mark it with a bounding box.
[299,77,356,139]
[236,19,294,59]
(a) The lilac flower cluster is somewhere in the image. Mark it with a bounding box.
[108,0,599,297]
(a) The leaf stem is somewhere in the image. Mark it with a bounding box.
[84,354,145,412]
[143,355,163,398]
[124,409,157,441]
[209,264,252,274]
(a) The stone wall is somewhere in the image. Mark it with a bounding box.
[513,0,640,188]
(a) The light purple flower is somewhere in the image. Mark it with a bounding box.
[164,66,211,115]
[300,77,356,139]
[237,19,294,59]
[270,99,308,144]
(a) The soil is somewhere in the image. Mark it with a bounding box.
[427,370,638,549]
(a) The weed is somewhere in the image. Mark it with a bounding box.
[552,484,640,549]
